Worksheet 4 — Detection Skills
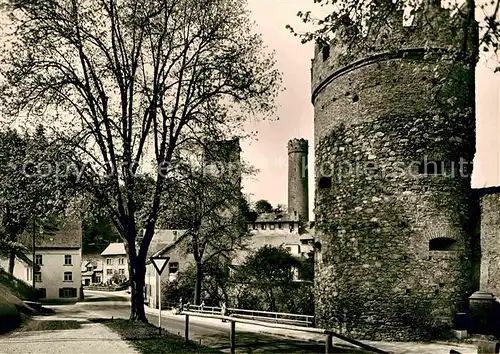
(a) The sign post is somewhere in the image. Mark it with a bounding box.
[150,256,169,335]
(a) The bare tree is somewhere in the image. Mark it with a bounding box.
[0,0,280,321]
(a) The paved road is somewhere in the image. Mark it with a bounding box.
[43,291,479,354]
[44,290,343,353]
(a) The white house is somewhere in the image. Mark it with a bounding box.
[81,256,104,286]
[101,243,128,284]
[0,219,83,300]
[143,229,192,309]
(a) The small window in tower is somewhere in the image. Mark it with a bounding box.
[429,237,457,251]
[319,177,332,189]
[322,45,330,61]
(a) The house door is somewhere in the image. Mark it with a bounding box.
[84,279,90,286]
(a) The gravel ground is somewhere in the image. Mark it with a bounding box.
[0,323,138,354]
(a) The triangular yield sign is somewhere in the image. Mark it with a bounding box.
[150,256,170,275]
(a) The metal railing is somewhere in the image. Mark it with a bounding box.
[182,304,315,327]
[180,310,388,354]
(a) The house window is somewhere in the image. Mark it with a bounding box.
[106,258,113,265]
[64,272,73,282]
[270,223,275,230]
[169,262,179,274]
[262,224,266,230]
[38,288,46,299]
[118,269,125,275]
[59,288,77,298]
[429,237,457,251]
[34,272,42,282]
[107,269,113,275]
[290,223,295,232]
[252,224,257,230]
[118,258,125,265]
[322,44,330,61]
[301,240,309,245]
[35,254,43,265]
[96,275,102,283]
[278,223,282,229]
[64,255,72,265]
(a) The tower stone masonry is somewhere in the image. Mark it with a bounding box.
[288,138,309,222]
[312,2,478,341]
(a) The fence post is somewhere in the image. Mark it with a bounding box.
[230,320,236,354]
[185,314,189,342]
[325,333,333,354]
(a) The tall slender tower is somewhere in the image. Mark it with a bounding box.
[287,139,309,222]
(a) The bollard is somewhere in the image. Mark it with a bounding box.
[230,320,236,354]
[469,291,495,334]
[325,333,333,354]
[185,314,189,342]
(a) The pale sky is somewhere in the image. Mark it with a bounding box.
[241,0,500,220]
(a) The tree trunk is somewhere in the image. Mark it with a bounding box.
[194,261,203,305]
[129,256,148,322]
[8,249,15,274]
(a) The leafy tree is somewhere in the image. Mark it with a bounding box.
[273,203,287,214]
[0,0,280,321]
[82,209,120,254]
[0,127,78,275]
[254,199,273,215]
[162,140,251,304]
[287,0,496,71]
[162,259,230,307]
[234,246,302,312]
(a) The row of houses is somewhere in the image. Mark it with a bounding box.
[0,214,313,302]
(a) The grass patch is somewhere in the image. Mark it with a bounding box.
[105,319,221,353]
[17,320,81,332]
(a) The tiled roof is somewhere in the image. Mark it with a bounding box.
[19,219,82,249]
[147,229,186,258]
[81,256,103,272]
[101,243,126,256]
[231,234,303,266]
[253,212,298,223]
[145,229,188,260]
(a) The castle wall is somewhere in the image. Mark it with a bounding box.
[288,139,309,222]
[479,192,500,296]
[312,5,477,341]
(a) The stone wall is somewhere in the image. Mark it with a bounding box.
[312,4,478,341]
[479,190,500,296]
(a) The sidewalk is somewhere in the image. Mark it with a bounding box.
[0,323,138,354]
[145,306,479,354]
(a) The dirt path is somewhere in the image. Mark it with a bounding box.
[0,322,138,354]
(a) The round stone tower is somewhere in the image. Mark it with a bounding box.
[288,138,309,222]
[312,2,478,340]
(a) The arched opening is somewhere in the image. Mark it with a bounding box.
[322,45,330,61]
[429,237,457,251]
[314,242,322,263]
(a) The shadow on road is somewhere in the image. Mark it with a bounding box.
[198,331,370,353]
[81,296,130,303]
